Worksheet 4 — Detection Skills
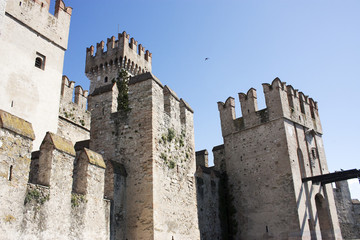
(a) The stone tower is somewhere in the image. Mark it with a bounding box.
[0,0,72,149]
[218,78,342,239]
[85,33,200,240]
[85,31,152,94]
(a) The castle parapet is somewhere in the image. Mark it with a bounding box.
[218,78,322,136]
[212,144,226,173]
[85,31,152,79]
[0,110,34,238]
[59,75,90,131]
[196,150,209,167]
[5,0,72,50]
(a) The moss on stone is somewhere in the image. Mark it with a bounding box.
[71,193,87,208]
[84,148,106,169]
[47,132,75,156]
[25,189,49,205]
[0,110,35,140]
[4,214,16,223]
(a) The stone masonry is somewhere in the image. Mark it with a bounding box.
[0,0,72,149]
[0,1,359,239]
[0,111,110,239]
[216,79,342,239]
[87,47,200,238]
[333,180,360,239]
[57,75,91,145]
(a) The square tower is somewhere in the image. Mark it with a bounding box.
[217,78,342,239]
[86,34,200,240]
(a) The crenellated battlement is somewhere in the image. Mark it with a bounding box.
[59,76,90,131]
[218,78,322,137]
[0,111,109,239]
[85,31,152,87]
[5,0,72,49]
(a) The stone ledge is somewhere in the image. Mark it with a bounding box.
[44,132,75,156]
[129,72,163,88]
[0,109,35,140]
[83,148,106,169]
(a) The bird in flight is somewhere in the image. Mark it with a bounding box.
[205,57,209,61]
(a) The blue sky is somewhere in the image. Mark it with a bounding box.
[56,0,360,199]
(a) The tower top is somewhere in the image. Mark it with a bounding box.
[85,31,152,76]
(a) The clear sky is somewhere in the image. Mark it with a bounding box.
[56,0,360,199]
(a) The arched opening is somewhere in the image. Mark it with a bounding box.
[104,76,108,83]
[315,193,334,239]
[35,57,43,68]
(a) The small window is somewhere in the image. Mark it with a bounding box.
[311,148,318,160]
[104,76,108,83]
[299,99,305,114]
[8,165,13,181]
[35,52,46,70]
[310,104,315,119]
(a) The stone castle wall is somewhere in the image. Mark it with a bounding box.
[0,110,110,240]
[195,150,223,240]
[88,71,200,240]
[217,78,342,239]
[0,0,72,149]
[57,76,90,145]
[333,180,360,239]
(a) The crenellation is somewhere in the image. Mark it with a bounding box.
[58,76,91,145]
[61,75,75,102]
[54,0,72,17]
[0,116,110,239]
[220,78,323,135]
[238,87,259,128]
[212,144,226,173]
[107,36,116,51]
[1,3,357,237]
[5,0,72,49]
[217,97,236,137]
[0,110,33,240]
[74,85,88,109]
[96,41,105,56]
[195,149,209,167]
[85,31,152,91]
[218,79,342,239]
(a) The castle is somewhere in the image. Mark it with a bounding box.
[0,0,359,239]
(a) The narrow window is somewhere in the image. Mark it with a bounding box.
[8,165,13,181]
[11,101,14,107]
[287,93,294,109]
[310,104,315,119]
[19,2,22,6]
[41,2,44,7]
[299,99,305,114]
[311,148,318,160]
[104,76,108,83]
[266,226,269,233]
[35,52,46,70]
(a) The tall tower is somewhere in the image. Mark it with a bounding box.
[85,31,152,94]
[218,78,342,239]
[0,0,72,149]
[85,33,200,240]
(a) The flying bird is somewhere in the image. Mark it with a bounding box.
[205,57,209,61]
